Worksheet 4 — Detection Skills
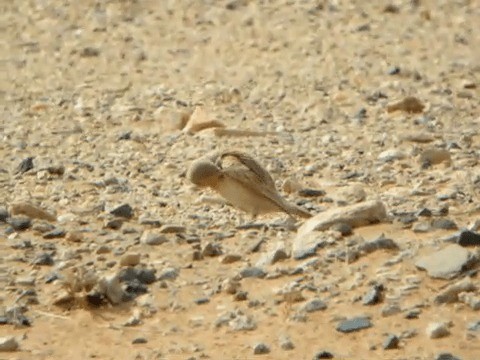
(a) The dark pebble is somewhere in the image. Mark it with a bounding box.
[313,350,334,359]
[8,217,32,231]
[202,242,223,257]
[45,272,59,283]
[80,47,100,57]
[194,297,210,305]
[383,334,399,349]
[362,284,384,305]
[132,337,148,344]
[234,291,248,301]
[124,280,148,297]
[240,267,266,279]
[33,253,54,266]
[435,353,462,360]
[298,189,326,197]
[416,208,432,217]
[387,66,401,75]
[118,267,157,284]
[86,291,106,307]
[253,343,270,355]
[16,157,34,174]
[105,219,123,230]
[43,228,66,239]
[330,222,353,236]
[0,207,8,222]
[336,317,372,333]
[110,204,134,219]
[458,230,480,247]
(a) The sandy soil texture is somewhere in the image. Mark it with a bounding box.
[1,1,480,359]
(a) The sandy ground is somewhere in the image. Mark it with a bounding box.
[1,0,480,359]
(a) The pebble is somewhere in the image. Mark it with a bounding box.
[16,157,34,174]
[239,267,266,279]
[110,204,134,219]
[8,217,32,231]
[312,350,334,359]
[415,244,475,279]
[43,228,66,239]
[97,273,125,304]
[140,230,168,246]
[9,202,56,221]
[382,334,399,350]
[279,335,295,350]
[120,253,141,267]
[435,353,462,360]
[0,207,8,222]
[160,224,186,234]
[202,242,222,257]
[336,317,372,333]
[458,292,480,310]
[381,304,401,317]
[426,322,450,339]
[431,218,458,230]
[105,219,123,230]
[253,343,270,355]
[157,267,179,281]
[302,298,327,313]
[0,336,19,352]
[118,267,156,284]
[386,96,425,113]
[33,253,54,266]
[220,253,242,264]
[132,337,148,344]
[467,321,480,332]
[458,230,480,247]
[362,284,384,305]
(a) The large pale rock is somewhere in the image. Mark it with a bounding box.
[297,200,388,236]
[415,244,476,279]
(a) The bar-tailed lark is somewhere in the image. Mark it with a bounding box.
[187,151,312,219]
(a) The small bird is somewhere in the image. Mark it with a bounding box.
[187,150,312,219]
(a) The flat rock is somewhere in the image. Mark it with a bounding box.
[382,334,399,350]
[292,231,334,260]
[301,298,327,313]
[120,253,141,267]
[110,204,134,219]
[7,217,32,231]
[140,230,168,246]
[297,200,387,238]
[415,244,476,279]
[336,316,372,333]
[435,353,462,360]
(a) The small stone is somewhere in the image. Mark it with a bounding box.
[404,309,421,319]
[194,297,210,305]
[52,289,75,306]
[256,246,289,266]
[43,228,66,239]
[202,242,222,257]
[16,276,36,286]
[426,322,450,339]
[302,298,327,313]
[118,267,156,284]
[132,337,148,344]
[458,230,480,247]
[387,66,400,75]
[140,230,168,246]
[105,219,123,230]
[330,222,352,236]
[382,334,399,350]
[435,354,461,360]
[33,253,54,266]
[381,304,401,317]
[239,267,266,279]
[80,47,100,57]
[16,157,34,174]
[97,273,125,304]
[412,221,431,233]
[458,292,480,310]
[233,291,248,301]
[157,267,178,281]
[110,204,134,219]
[336,317,372,333]
[279,335,295,350]
[0,336,19,352]
[0,206,8,222]
[160,224,186,234]
[312,350,334,359]
[416,208,433,217]
[431,218,458,230]
[298,189,326,197]
[378,149,406,162]
[229,314,257,331]
[220,254,242,264]
[415,244,475,279]
[253,343,270,355]
[120,253,141,267]
[8,217,31,231]
[362,285,384,305]
[467,321,480,332]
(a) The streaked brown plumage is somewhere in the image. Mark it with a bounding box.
[187,151,311,219]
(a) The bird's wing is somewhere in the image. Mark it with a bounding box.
[218,151,276,188]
